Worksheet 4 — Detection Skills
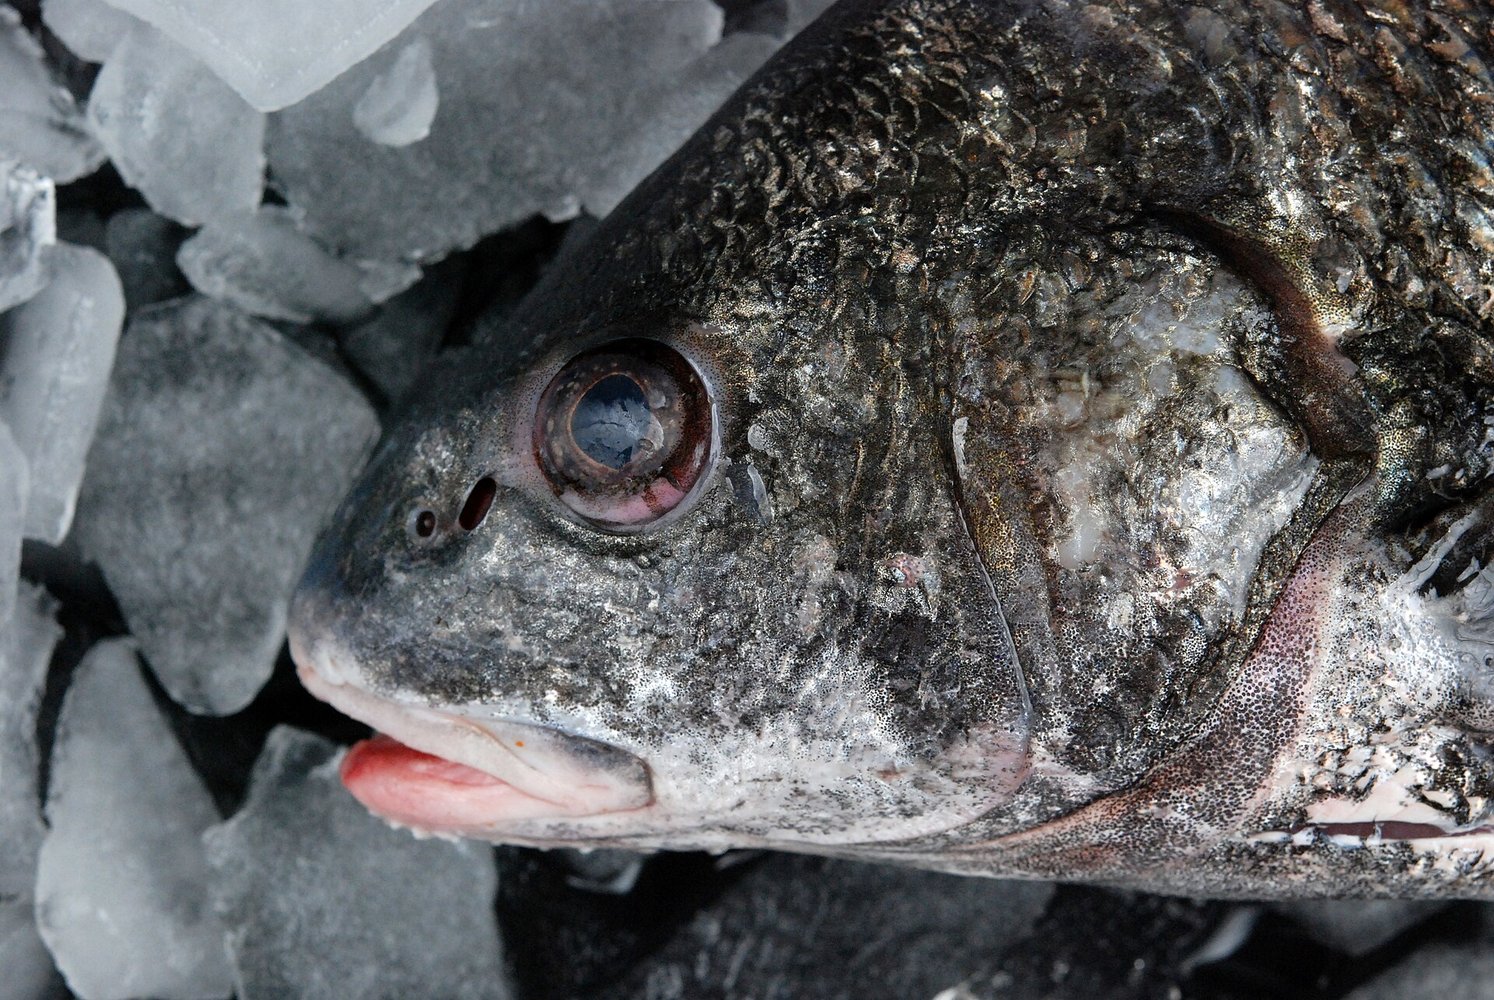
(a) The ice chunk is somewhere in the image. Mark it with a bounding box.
[103,207,189,309]
[0,905,63,1000]
[34,638,233,1000]
[87,24,265,226]
[71,297,378,714]
[786,0,838,33]
[0,243,125,544]
[42,0,144,63]
[589,853,1054,999]
[0,584,63,1000]
[177,208,376,324]
[268,0,724,262]
[580,31,782,217]
[0,8,106,184]
[1272,899,1450,957]
[0,161,55,314]
[0,424,24,629]
[352,36,437,148]
[340,256,462,402]
[93,0,446,112]
[1344,942,1494,999]
[0,582,61,892]
[204,727,509,999]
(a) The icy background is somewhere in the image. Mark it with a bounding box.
[2,0,1494,997]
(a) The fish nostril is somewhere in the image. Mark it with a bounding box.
[412,509,436,538]
[458,476,497,531]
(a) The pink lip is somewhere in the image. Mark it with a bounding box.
[341,734,584,834]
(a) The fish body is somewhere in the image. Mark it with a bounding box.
[289,0,1494,896]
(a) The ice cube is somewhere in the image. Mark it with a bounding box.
[340,256,463,402]
[267,0,724,262]
[0,161,55,314]
[0,581,62,899]
[42,0,144,63]
[92,0,446,112]
[0,243,125,544]
[1344,942,1494,999]
[581,853,1054,999]
[0,422,25,629]
[103,207,189,310]
[352,36,437,148]
[0,582,63,1000]
[0,8,106,184]
[176,208,376,325]
[86,24,265,227]
[1272,899,1450,957]
[0,905,64,1000]
[70,296,379,714]
[204,727,509,999]
[34,638,233,1000]
[580,31,782,217]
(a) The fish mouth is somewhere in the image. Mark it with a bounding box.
[292,636,655,836]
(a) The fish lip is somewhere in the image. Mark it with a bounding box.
[291,637,655,819]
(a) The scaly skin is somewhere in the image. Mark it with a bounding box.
[290,0,1494,896]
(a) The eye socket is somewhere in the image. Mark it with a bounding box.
[534,339,714,530]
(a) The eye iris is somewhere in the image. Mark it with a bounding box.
[534,339,714,531]
[571,375,656,470]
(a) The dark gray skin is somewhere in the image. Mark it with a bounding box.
[290,0,1494,896]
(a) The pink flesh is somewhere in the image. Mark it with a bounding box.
[342,734,585,833]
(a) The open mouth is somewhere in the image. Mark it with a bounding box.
[292,638,654,837]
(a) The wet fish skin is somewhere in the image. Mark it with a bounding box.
[291,0,1494,896]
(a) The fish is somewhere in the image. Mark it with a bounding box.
[288,0,1494,897]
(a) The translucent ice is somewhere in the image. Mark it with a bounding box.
[43,0,143,62]
[71,297,378,714]
[0,905,63,1000]
[352,36,437,148]
[0,161,55,314]
[0,8,106,184]
[268,0,725,262]
[104,207,189,310]
[93,0,446,111]
[204,728,509,999]
[0,423,24,629]
[1273,899,1450,957]
[340,257,462,402]
[0,243,125,544]
[34,638,233,1000]
[0,582,61,898]
[87,24,265,226]
[580,31,782,217]
[0,583,62,1000]
[177,208,376,325]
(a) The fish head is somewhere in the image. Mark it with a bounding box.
[290,284,1034,850]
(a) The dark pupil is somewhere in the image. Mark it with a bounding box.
[570,374,654,470]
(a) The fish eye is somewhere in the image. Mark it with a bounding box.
[533,339,714,530]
